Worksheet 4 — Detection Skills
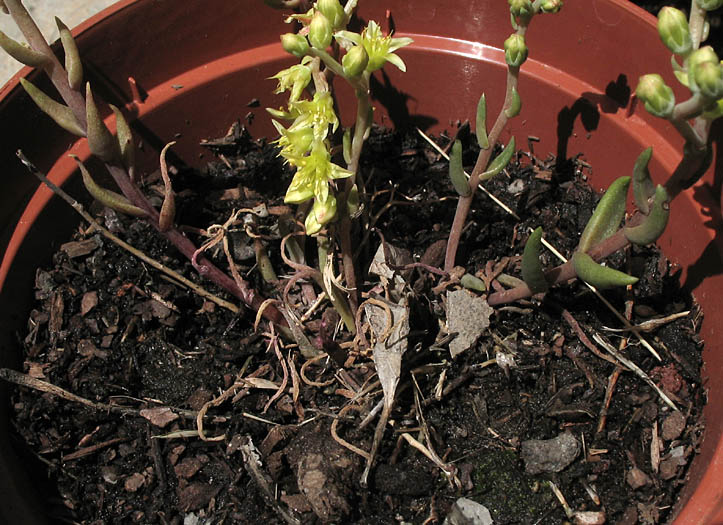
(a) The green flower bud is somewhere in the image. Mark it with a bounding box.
[313,195,337,225]
[540,0,563,14]
[309,11,333,50]
[342,45,369,77]
[304,209,323,235]
[657,7,692,55]
[281,33,309,57]
[636,74,675,118]
[316,0,346,29]
[504,34,528,67]
[508,0,534,18]
[687,46,721,92]
[688,46,719,69]
[304,195,337,234]
[691,60,723,99]
[696,0,723,11]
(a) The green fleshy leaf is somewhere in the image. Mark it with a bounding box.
[56,17,82,90]
[449,140,471,197]
[109,104,135,174]
[460,273,486,292]
[86,82,119,163]
[0,30,49,67]
[572,252,638,290]
[577,176,630,253]
[624,185,670,245]
[476,93,489,149]
[632,147,654,215]
[521,226,549,293]
[71,155,146,217]
[343,128,352,165]
[480,136,516,181]
[504,87,522,118]
[20,78,85,137]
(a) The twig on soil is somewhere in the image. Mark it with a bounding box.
[239,436,302,525]
[0,367,214,422]
[263,327,289,414]
[16,151,241,315]
[410,373,460,488]
[597,367,623,435]
[592,333,677,410]
[62,437,129,462]
[562,310,619,366]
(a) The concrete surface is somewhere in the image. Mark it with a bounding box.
[0,0,118,86]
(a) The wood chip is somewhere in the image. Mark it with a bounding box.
[60,237,100,258]
[140,406,179,428]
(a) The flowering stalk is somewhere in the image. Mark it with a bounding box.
[270,2,411,321]
[444,0,562,272]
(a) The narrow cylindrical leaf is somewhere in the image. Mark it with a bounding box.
[71,155,146,217]
[343,128,352,164]
[0,30,49,67]
[480,136,516,181]
[347,183,361,217]
[504,87,522,118]
[572,252,638,290]
[624,185,670,245]
[109,104,135,173]
[521,226,549,293]
[460,273,486,292]
[577,176,630,253]
[158,141,176,232]
[56,17,82,90]
[632,147,654,215]
[449,140,471,197]
[476,93,489,149]
[86,82,119,163]
[20,78,85,137]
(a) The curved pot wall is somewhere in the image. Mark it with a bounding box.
[0,0,721,522]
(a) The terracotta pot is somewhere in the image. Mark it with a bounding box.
[0,0,721,522]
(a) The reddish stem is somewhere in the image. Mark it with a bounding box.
[6,1,286,327]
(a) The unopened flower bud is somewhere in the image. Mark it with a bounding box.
[696,0,723,11]
[657,7,692,55]
[687,46,721,92]
[316,0,346,29]
[313,195,337,225]
[691,60,723,99]
[508,0,534,18]
[636,74,675,118]
[342,45,369,77]
[281,33,309,57]
[688,46,719,70]
[309,11,333,50]
[504,34,528,67]
[540,0,563,14]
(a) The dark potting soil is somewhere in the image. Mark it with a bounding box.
[8,121,706,525]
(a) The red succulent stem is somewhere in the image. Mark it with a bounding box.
[6,1,287,327]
